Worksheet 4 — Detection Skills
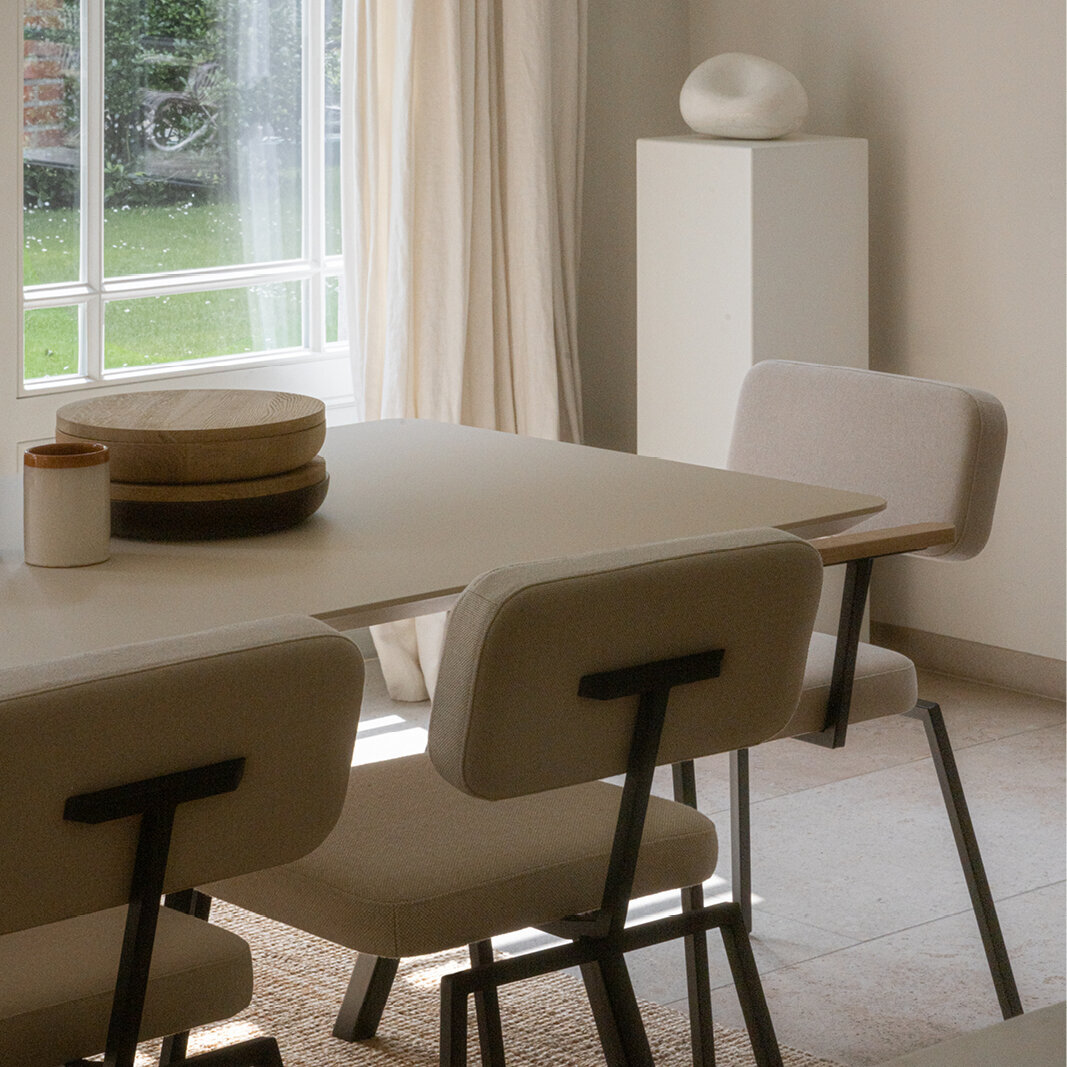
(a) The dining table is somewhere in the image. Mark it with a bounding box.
[0,418,884,671]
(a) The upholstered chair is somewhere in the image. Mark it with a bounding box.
[712,359,1018,1018]
[0,615,364,1067]
[204,528,824,1067]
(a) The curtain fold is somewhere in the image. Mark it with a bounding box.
[340,0,586,701]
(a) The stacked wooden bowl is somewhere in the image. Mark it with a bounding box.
[55,389,329,541]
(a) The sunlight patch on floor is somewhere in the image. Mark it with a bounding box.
[489,874,756,957]
[352,715,429,765]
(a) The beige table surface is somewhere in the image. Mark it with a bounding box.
[0,419,883,670]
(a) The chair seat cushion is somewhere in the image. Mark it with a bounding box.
[0,906,252,1067]
[206,752,717,959]
[772,632,919,739]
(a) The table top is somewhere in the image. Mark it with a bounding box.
[0,419,884,670]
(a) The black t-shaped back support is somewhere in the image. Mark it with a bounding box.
[64,756,245,1067]
[578,649,724,937]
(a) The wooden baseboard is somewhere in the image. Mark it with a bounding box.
[870,623,1066,702]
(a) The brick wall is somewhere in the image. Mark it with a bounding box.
[23,0,73,149]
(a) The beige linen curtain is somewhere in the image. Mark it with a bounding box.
[340,0,586,700]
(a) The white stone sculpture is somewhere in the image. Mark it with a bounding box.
[679,53,808,140]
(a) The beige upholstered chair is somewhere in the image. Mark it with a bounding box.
[0,616,364,1067]
[711,360,1019,1018]
[205,528,824,1066]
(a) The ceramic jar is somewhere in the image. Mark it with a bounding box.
[24,442,111,567]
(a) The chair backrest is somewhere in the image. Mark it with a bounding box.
[727,360,1007,561]
[0,615,363,935]
[428,528,822,799]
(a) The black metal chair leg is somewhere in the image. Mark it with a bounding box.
[159,1026,190,1064]
[718,903,782,1067]
[681,915,716,1067]
[469,939,507,1066]
[673,761,716,1067]
[910,700,1024,1019]
[159,891,213,1065]
[440,970,469,1067]
[730,749,753,932]
[332,953,400,1040]
[580,954,655,1067]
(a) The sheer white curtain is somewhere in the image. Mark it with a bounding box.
[340,0,586,700]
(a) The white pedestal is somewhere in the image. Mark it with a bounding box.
[637,134,868,469]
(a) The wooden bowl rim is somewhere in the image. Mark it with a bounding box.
[56,389,326,443]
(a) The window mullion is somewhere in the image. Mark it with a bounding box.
[82,0,104,380]
[305,0,325,358]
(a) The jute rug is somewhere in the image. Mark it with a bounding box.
[134,902,839,1066]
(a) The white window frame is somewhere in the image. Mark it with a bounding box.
[2,0,355,475]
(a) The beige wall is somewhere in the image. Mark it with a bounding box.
[579,0,1065,663]
[688,0,1065,663]
[579,0,690,452]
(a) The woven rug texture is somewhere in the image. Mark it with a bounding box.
[127,902,838,1067]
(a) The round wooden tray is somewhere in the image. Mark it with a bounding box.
[110,458,329,541]
[56,389,326,484]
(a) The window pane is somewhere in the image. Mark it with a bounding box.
[24,306,80,380]
[104,282,303,370]
[23,0,81,286]
[104,200,244,274]
[21,0,334,389]
[325,274,341,343]
[103,0,303,276]
[24,204,80,287]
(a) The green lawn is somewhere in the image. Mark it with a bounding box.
[23,194,297,284]
[21,190,337,380]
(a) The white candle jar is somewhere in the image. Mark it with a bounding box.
[24,443,111,567]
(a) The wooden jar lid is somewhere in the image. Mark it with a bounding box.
[56,389,326,484]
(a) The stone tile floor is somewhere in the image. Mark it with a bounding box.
[352,660,1065,1066]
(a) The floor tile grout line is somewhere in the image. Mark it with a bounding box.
[700,715,1066,814]
[489,878,1065,991]
[930,717,1067,751]
[732,878,1066,981]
